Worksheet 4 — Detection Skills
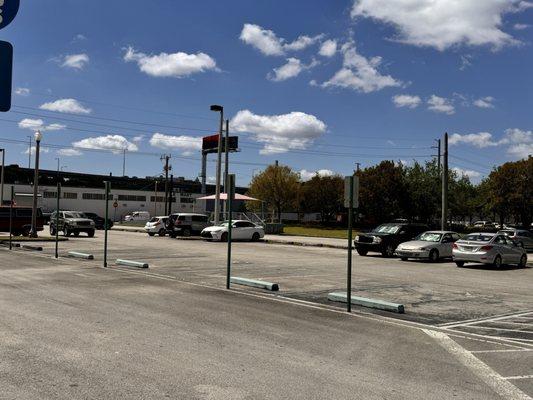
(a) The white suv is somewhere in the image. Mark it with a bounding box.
[166,213,211,237]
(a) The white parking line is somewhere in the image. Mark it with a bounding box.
[458,326,533,334]
[441,311,533,329]
[471,349,533,354]
[423,329,532,400]
[505,376,533,381]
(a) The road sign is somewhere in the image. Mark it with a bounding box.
[0,0,20,30]
[344,175,359,209]
[0,40,13,112]
[113,201,118,208]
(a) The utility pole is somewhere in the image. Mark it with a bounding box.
[27,135,32,168]
[161,155,171,215]
[223,119,230,217]
[154,180,158,216]
[441,133,448,231]
[168,174,174,215]
[122,149,127,177]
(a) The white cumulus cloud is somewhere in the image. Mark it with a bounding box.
[239,23,323,56]
[452,167,481,179]
[149,133,202,155]
[231,110,327,155]
[57,148,83,157]
[321,42,402,93]
[299,169,335,181]
[24,146,50,156]
[72,135,138,153]
[61,53,89,69]
[392,94,421,109]
[319,40,337,57]
[449,132,498,148]
[14,88,30,96]
[473,96,495,109]
[351,0,529,50]
[124,47,218,78]
[427,95,455,115]
[504,128,533,159]
[267,58,318,82]
[18,118,66,131]
[39,98,92,115]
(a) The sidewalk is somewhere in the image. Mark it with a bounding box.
[263,234,348,249]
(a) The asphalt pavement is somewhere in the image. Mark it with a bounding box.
[1,230,532,399]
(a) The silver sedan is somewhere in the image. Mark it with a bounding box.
[452,232,528,268]
[395,231,461,262]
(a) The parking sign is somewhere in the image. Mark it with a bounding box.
[0,40,13,112]
[344,176,359,209]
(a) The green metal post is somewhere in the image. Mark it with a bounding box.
[9,186,13,250]
[347,176,354,313]
[54,183,61,258]
[104,181,110,268]
[226,174,235,289]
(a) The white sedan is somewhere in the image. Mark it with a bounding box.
[395,231,461,262]
[201,220,264,242]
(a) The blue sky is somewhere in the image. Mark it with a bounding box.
[1,0,532,185]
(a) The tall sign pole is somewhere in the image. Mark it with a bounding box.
[8,185,13,250]
[344,175,359,313]
[55,183,61,258]
[226,174,235,289]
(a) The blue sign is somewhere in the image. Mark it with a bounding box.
[0,40,13,112]
[0,0,20,30]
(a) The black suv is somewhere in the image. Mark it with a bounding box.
[82,212,114,230]
[354,222,429,257]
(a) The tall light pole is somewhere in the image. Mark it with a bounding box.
[30,130,42,237]
[0,148,5,206]
[210,104,223,224]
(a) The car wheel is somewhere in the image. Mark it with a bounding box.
[87,230,95,238]
[382,245,395,258]
[74,231,80,237]
[400,257,408,261]
[148,232,155,237]
[493,255,503,269]
[50,226,56,236]
[251,232,260,242]
[356,249,368,256]
[221,232,228,242]
[182,228,191,237]
[429,249,439,262]
[518,254,527,268]
[169,233,177,238]
[158,229,166,237]
[64,227,70,237]
[21,227,31,237]
[455,261,465,267]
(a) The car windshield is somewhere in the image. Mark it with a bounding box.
[416,232,442,242]
[218,222,229,227]
[148,217,158,223]
[65,212,84,218]
[498,230,514,235]
[373,224,401,234]
[463,234,493,242]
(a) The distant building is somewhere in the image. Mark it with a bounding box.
[0,165,247,221]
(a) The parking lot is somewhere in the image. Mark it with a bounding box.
[1,229,532,398]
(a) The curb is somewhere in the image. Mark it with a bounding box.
[116,259,149,268]
[264,239,349,250]
[328,292,405,313]
[112,227,146,233]
[231,277,279,291]
[68,251,94,260]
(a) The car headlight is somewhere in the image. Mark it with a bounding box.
[373,236,382,243]
[416,247,428,251]
[354,235,360,241]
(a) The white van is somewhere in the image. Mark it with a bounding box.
[124,211,150,222]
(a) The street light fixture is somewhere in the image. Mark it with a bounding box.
[30,130,42,237]
[210,104,223,224]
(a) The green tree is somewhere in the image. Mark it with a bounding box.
[358,161,409,224]
[403,160,440,223]
[300,174,344,223]
[247,164,300,222]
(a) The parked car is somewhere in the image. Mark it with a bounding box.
[395,231,461,262]
[452,232,527,268]
[0,206,44,236]
[124,211,150,222]
[144,216,169,236]
[82,212,113,230]
[166,213,211,237]
[498,229,533,251]
[50,211,95,237]
[354,222,429,257]
[201,220,264,242]
[472,220,496,228]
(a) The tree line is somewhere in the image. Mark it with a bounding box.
[247,157,532,228]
